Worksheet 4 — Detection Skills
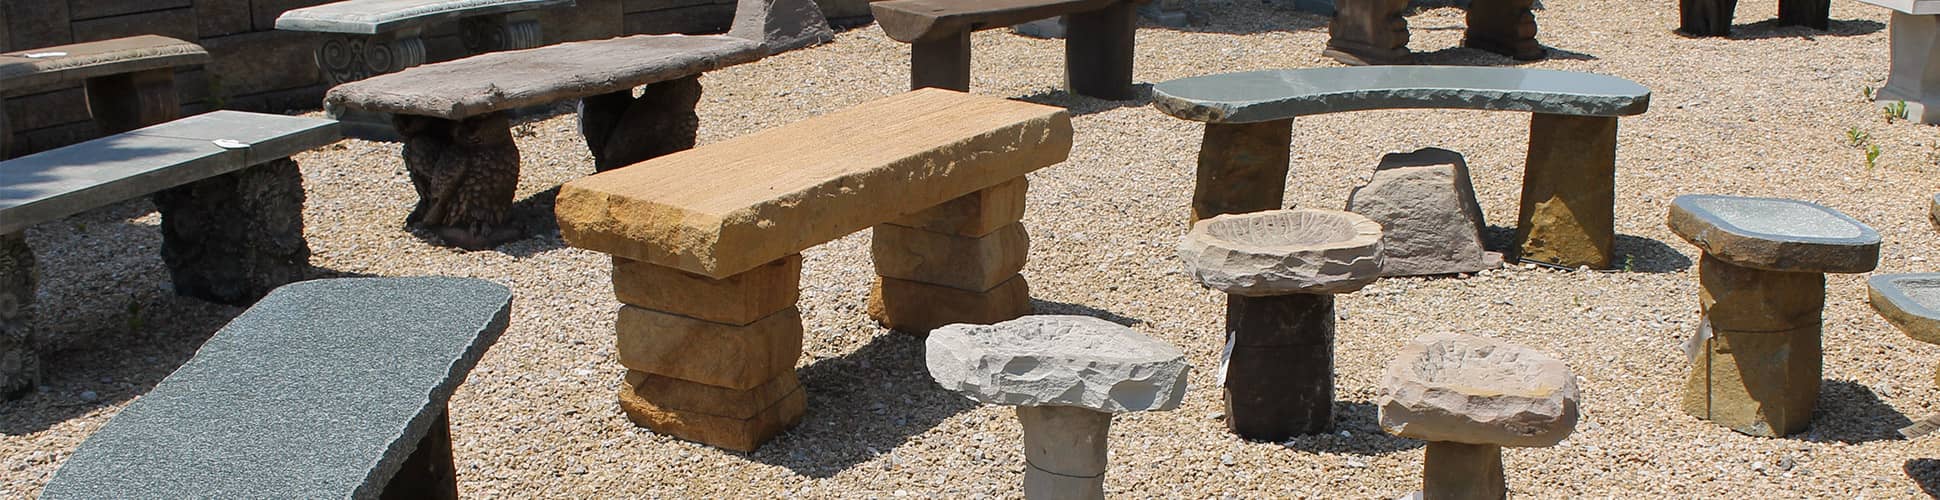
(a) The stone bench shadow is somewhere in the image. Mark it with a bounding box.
[1479,226,1691,273]
[1028,298,1146,327]
[1413,44,1596,66]
[1703,18,1885,39]
[1905,458,1940,497]
[1277,400,1425,454]
[1016,84,1154,117]
[1797,379,1912,443]
[743,332,979,477]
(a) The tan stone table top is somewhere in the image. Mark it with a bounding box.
[0,35,210,94]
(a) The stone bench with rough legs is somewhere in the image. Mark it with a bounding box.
[553,88,1072,451]
[1855,0,1940,123]
[37,277,511,499]
[1152,66,1651,270]
[1378,333,1579,500]
[0,35,211,158]
[1668,194,1880,437]
[325,0,832,250]
[871,0,1141,100]
[1679,0,1828,36]
[1325,0,1542,65]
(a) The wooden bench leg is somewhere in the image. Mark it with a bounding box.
[911,30,972,92]
[576,76,702,172]
[1515,113,1616,270]
[1679,0,1737,36]
[83,68,180,135]
[868,179,1033,333]
[1192,120,1292,222]
[1463,0,1543,61]
[394,113,524,250]
[1325,0,1413,66]
[318,29,428,140]
[381,408,459,500]
[1777,0,1830,30]
[460,12,546,54]
[1879,12,1940,124]
[1065,1,1137,100]
[0,232,37,400]
[152,158,311,305]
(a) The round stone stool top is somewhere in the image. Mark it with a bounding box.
[1667,194,1880,273]
[1177,209,1384,296]
[925,315,1191,413]
[1377,333,1579,448]
[1869,273,1940,346]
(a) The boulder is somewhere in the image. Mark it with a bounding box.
[1178,209,1384,295]
[1378,333,1579,447]
[925,315,1189,412]
[1346,148,1496,277]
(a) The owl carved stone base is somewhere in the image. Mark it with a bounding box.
[396,112,524,250]
[578,76,703,172]
[154,158,312,305]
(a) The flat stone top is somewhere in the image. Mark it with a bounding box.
[871,0,1118,42]
[1667,194,1880,273]
[1178,209,1385,295]
[275,0,575,35]
[926,315,1191,412]
[0,35,209,93]
[1855,0,1940,15]
[326,34,761,119]
[0,111,341,234]
[1151,66,1652,123]
[1378,333,1579,447]
[39,277,512,500]
[557,88,1072,279]
[1869,273,1940,345]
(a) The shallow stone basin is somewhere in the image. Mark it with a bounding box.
[1378,333,1579,447]
[1177,209,1384,295]
[1869,273,1940,345]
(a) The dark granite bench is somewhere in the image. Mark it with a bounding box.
[1152,66,1650,270]
[38,277,512,500]
[0,35,212,158]
[871,0,1139,99]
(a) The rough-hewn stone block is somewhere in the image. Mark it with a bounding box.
[613,254,800,326]
[615,305,803,390]
[872,222,1028,292]
[867,274,1031,334]
[617,371,807,452]
[891,177,1027,237]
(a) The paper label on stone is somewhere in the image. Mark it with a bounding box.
[23,52,68,58]
[1683,318,1712,362]
[1216,331,1236,387]
[1900,413,1940,439]
[212,139,248,149]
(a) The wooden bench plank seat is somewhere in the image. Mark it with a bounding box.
[1152,66,1650,270]
[0,36,212,157]
[39,277,512,500]
[872,0,1139,99]
[275,0,575,35]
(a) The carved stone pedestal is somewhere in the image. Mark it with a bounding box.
[1325,0,1413,65]
[395,113,524,250]
[578,76,703,172]
[1878,12,1940,124]
[1463,0,1543,60]
[154,158,311,305]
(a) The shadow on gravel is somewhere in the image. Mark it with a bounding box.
[1479,227,1690,273]
[744,333,978,477]
[498,186,570,258]
[1798,379,1912,444]
[1904,459,1940,498]
[1413,45,1597,66]
[1278,401,1424,454]
[1030,298,1147,326]
[1016,84,1155,117]
[1713,19,1885,40]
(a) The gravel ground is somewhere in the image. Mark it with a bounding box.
[8,0,1940,496]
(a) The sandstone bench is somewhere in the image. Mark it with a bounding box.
[326,0,832,250]
[0,35,211,158]
[276,0,574,85]
[554,88,1072,451]
[1152,66,1651,270]
[871,0,1141,100]
[1855,0,1940,123]
[37,277,512,499]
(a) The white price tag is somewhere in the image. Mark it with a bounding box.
[23,52,67,58]
[1900,413,1940,439]
[212,139,248,149]
[1683,318,1712,363]
[1216,331,1236,387]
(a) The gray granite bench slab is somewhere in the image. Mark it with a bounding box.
[1870,273,1940,344]
[275,0,575,34]
[0,35,209,93]
[1667,194,1881,273]
[38,277,513,499]
[1152,66,1652,123]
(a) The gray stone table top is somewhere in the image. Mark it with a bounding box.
[1855,0,1940,15]
[39,277,512,500]
[1667,194,1881,273]
[1178,209,1385,295]
[0,35,209,94]
[1378,333,1579,448]
[926,315,1191,413]
[1869,273,1940,345]
[871,0,1118,42]
[275,0,575,35]
[1151,66,1652,124]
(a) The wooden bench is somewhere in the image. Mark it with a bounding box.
[37,277,512,499]
[1680,0,1827,36]
[276,0,575,85]
[1151,66,1650,270]
[552,88,1071,451]
[1858,0,1940,123]
[325,0,832,250]
[0,35,211,158]
[871,0,1140,100]
[1325,0,1542,65]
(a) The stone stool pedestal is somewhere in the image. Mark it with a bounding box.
[1667,194,1880,437]
[1869,274,1940,386]
[868,178,1035,333]
[1178,209,1384,440]
[1378,333,1579,500]
[926,315,1190,499]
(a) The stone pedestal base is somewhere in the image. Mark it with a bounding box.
[0,232,35,400]
[1515,113,1616,269]
[1777,0,1830,30]
[1325,0,1413,65]
[868,183,1034,333]
[1017,405,1110,500]
[1463,0,1542,60]
[383,409,460,500]
[911,31,972,92]
[1065,2,1138,100]
[395,112,524,250]
[578,76,702,172]
[154,158,311,305]
[868,275,1032,333]
[1678,0,1739,35]
[1682,254,1825,437]
[1192,120,1293,222]
[318,30,429,140]
[1223,293,1336,440]
[1881,12,1940,124]
[1421,441,1505,500]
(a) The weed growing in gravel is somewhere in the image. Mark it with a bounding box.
[1864,85,1875,100]
[1846,127,1871,148]
[1885,101,1910,123]
[1867,144,1883,170]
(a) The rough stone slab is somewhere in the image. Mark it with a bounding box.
[1515,113,1615,269]
[872,222,1029,292]
[868,274,1033,334]
[1858,0,1940,14]
[618,371,807,452]
[892,177,1027,237]
[1667,194,1881,274]
[615,305,803,390]
[926,315,1190,412]
[726,0,834,54]
[613,254,800,326]
[871,0,1118,42]
[1346,147,1493,277]
[275,0,576,34]
[624,369,803,421]
[1178,209,1384,296]
[557,89,1071,278]
[1151,66,1651,124]
[1378,332,1578,447]
[39,277,513,499]
[1872,273,1940,345]
[0,35,210,93]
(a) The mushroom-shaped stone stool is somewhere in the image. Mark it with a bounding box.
[1869,274,1940,387]
[1667,194,1880,437]
[1378,333,1579,500]
[925,315,1190,499]
[1177,209,1383,440]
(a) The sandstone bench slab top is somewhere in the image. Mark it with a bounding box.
[275,0,575,34]
[1667,194,1881,273]
[38,277,512,499]
[1152,66,1652,124]
[0,111,340,234]
[1870,273,1940,344]
[0,35,209,92]
[871,0,1119,42]
[1856,0,1940,14]
[556,88,1072,279]
[325,34,762,119]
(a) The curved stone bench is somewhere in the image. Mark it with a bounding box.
[871,0,1139,99]
[1152,66,1651,269]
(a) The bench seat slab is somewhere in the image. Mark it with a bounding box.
[871,0,1120,42]
[1152,66,1650,123]
[0,35,209,92]
[275,0,575,35]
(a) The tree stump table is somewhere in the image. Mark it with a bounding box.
[1325,0,1542,65]
[1378,333,1579,500]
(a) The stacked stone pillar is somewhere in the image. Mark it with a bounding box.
[868,179,1035,333]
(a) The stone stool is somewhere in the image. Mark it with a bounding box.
[1378,333,1579,500]
[926,316,1190,499]
[1667,194,1880,437]
[1177,209,1384,440]
[1869,274,1940,386]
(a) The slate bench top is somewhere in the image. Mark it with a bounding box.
[1666,194,1880,274]
[276,0,575,35]
[38,277,512,500]
[0,35,209,93]
[1855,0,1940,15]
[871,0,1120,42]
[326,34,762,119]
[0,111,340,234]
[1870,273,1940,345]
[555,88,1072,279]
[1151,66,1652,123]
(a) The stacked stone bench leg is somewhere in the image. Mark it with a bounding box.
[869,179,1034,333]
[1378,333,1579,500]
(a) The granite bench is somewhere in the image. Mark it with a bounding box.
[553,88,1072,451]
[1325,0,1542,65]
[0,35,211,158]
[871,0,1140,100]
[1152,66,1652,270]
[1856,0,1940,123]
[1680,0,1828,36]
[326,0,832,250]
[276,0,574,86]
[0,111,341,398]
[37,277,512,500]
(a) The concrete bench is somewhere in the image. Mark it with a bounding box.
[1856,0,1940,123]
[1325,0,1542,65]
[325,0,831,250]
[0,35,211,158]
[553,88,1071,451]
[1681,0,1828,35]
[277,0,574,86]
[872,0,1140,100]
[37,277,512,499]
[1152,66,1650,270]
[0,111,340,398]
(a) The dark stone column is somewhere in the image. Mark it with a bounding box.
[0,232,36,400]
[83,67,179,134]
[1464,0,1543,60]
[1777,0,1830,30]
[1422,441,1505,500]
[395,112,524,250]
[381,408,459,500]
[154,158,311,305]
[1515,113,1616,269]
[1193,120,1292,222]
[1679,0,1738,36]
[1223,293,1335,440]
[577,76,702,172]
[1325,0,1413,65]
[1065,1,1137,100]
[911,30,972,92]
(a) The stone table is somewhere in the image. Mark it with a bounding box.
[1668,194,1880,437]
[1858,0,1940,124]
[1178,209,1384,440]
[1378,333,1579,500]
[1325,0,1542,65]
[926,315,1190,499]
[1869,273,1940,386]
